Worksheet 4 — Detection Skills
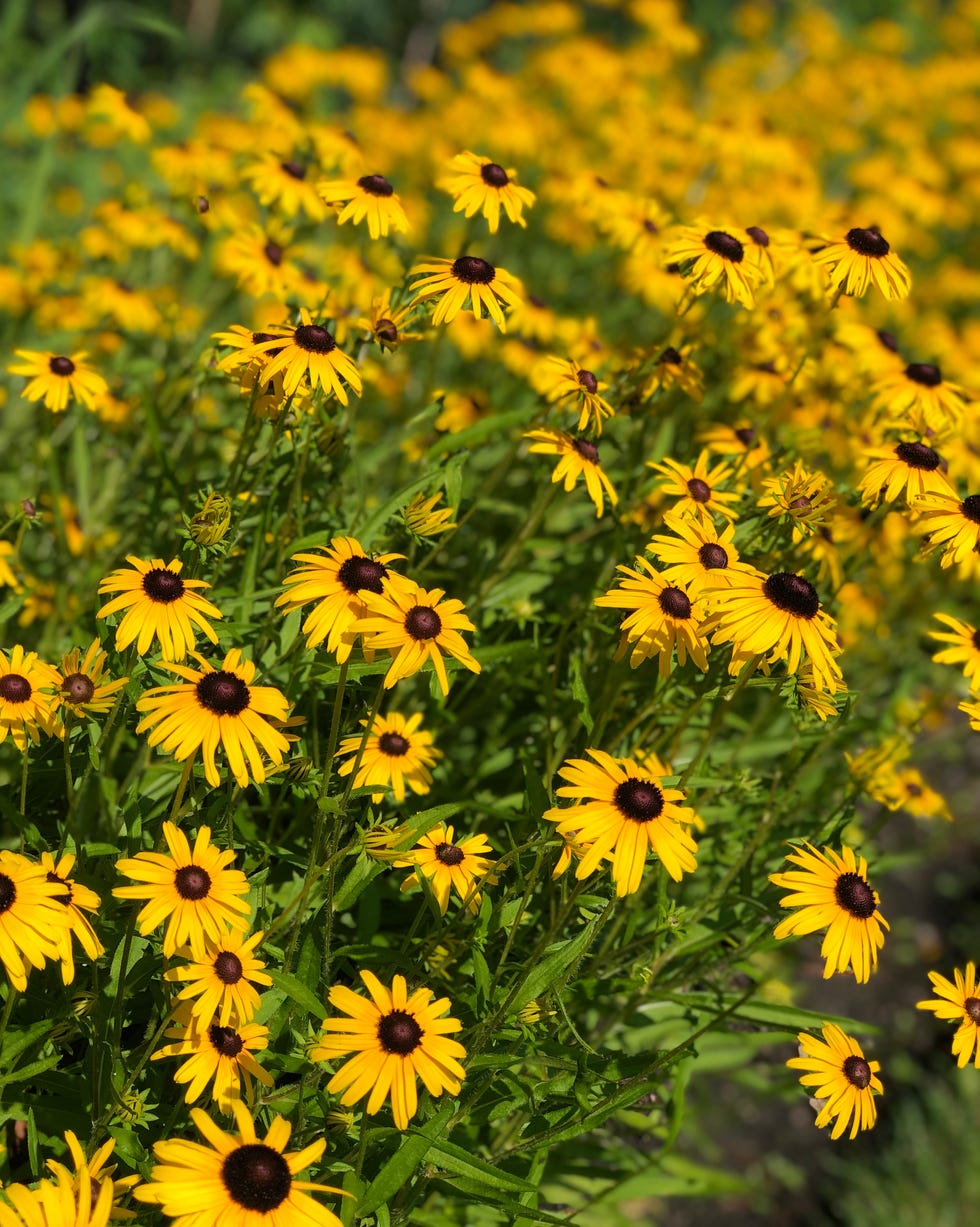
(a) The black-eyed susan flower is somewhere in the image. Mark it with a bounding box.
[403,491,456,539]
[0,646,60,749]
[7,349,108,413]
[646,511,754,597]
[872,362,969,434]
[913,490,980,569]
[439,151,536,232]
[408,255,522,330]
[917,964,980,1068]
[360,291,425,352]
[276,536,410,662]
[533,355,616,434]
[39,852,103,984]
[214,225,307,300]
[135,649,291,789]
[0,851,71,991]
[49,639,128,730]
[152,1003,273,1112]
[241,151,328,220]
[113,822,251,958]
[930,613,980,693]
[758,460,837,539]
[697,421,771,472]
[857,440,953,507]
[811,226,911,300]
[595,559,710,678]
[219,309,362,402]
[524,429,618,517]
[787,1023,882,1140]
[770,843,888,983]
[46,1128,140,1219]
[704,570,843,693]
[0,1166,115,1227]
[317,172,410,238]
[97,556,222,661]
[647,451,741,523]
[665,224,767,308]
[335,711,441,802]
[355,582,481,696]
[311,969,466,1131]
[166,929,271,1028]
[394,824,496,915]
[643,344,704,402]
[133,1102,346,1227]
[544,749,698,896]
[959,698,980,731]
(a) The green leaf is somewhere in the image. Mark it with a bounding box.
[568,653,593,734]
[357,1102,456,1216]
[426,1136,535,1192]
[504,913,604,1018]
[266,970,326,1018]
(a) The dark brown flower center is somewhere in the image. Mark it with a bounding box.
[834,871,877,919]
[0,673,32,704]
[197,195,210,213]
[572,438,599,463]
[49,355,76,376]
[846,227,890,257]
[214,951,244,984]
[174,865,212,901]
[904,362,942,387]
[45,871,72,905]
[281,160,306,180]
[405,605,442,640]
[658,346,682,365]
[698,543,729,569]
[379,732,410,756]
[293,323,336,354]
[337,554,387,595]
[263,242,283,266]
[375,318,399,344]
[196,671,250,716]
[576,369,599,394]
[842,1055,872,1089]
[451,256,495,285]
[763,572,819,619]
[746,225,769,247]
[142,567,185,603]
[61,672,96,704]
[378,1009,423,1054]
[734,426,757,446]
[964,997,980,1024]
[876,329,899,353]
[972,629,980,652]
[895,441,940,470]
[0,874,15,914]
[222,1144,291,1211]
[613,778,664,822]
[435,842,464,866]
[704,230,744,262]
[209,1024,245,1057]
[686,478,712,503]
[658,586,692,619]
[480,162,509,187]
[961,495,980,525]
[358,173,394,197]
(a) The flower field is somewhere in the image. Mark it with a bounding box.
[0,1,978,1223]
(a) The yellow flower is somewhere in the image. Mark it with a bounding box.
[311,970,466,1131]
[8,349,108,413]
[439,151,536,232]
[770,843,888,983]
[787,1024,882,1139]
